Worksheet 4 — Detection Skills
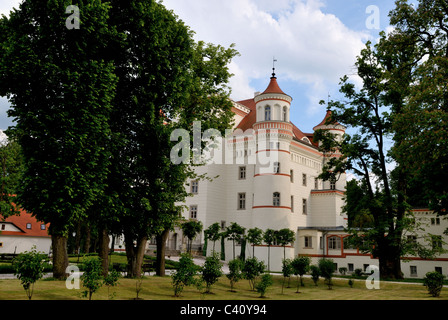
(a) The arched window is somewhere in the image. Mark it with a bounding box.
[283,106,287,121]
[265,106,271,121]
[273,192,280,206]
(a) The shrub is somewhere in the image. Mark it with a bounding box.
[12,246,47,300]
[318,258,335,290]
[291,256,310,292]
[172,253,198,297]
[423,271,445,297]
[201,253,223,293]
[255,273,273,298]
[226,259,244,292]
[242,257,265,291]
[103,269,121,300]
[80,256,103,300]
[281,258,293,293]
[310,265,320,286]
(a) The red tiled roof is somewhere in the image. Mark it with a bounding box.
[0,207,50,238]
[262,76,287,95]
[313,110,340,130]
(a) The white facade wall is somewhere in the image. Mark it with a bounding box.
[0,236,51,255]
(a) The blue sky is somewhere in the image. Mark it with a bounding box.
[0,0,398,133]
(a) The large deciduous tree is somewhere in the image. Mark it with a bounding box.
[0,0,119,279]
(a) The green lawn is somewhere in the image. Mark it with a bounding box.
[0,274,445,300]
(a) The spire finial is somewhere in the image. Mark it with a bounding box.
[272,57,277,78]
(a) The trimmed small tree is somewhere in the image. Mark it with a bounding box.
[103,269,121,300]
[201,253,223,294]
[281,258,294,294]
[172,253,198,297]
[263,229,276,272]
[423,271,445,297]
[242,257,265,291]
[181,220,203,254]
[310,265,321,286]
[246,227,263,258]
[12,246,47,300]
[318,258,335,290]
[255,273,273,298]
[291,256,311,293]
[226,222,245,260]
[226,259,244,292]
[81,257,103,300]
[204,222,221,254]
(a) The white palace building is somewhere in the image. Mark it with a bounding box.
[162,72,448,279]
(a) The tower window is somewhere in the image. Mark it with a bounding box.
[190,205,198,219]
[302,198,307,215]
[239,166,246,180]
[191,180,199,194]
[274,162,280,174]
[273,192,280,206]
[238,193,246,210]
[283,106,287,121]
[265,106,271,121]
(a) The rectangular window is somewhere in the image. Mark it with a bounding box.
[302,173,307,186]
[26,223,32,229]
[314,178,319,189]
[302,198,307,215]
[410,266,418,277]
[238,193,246,210]
[304,236,312,248]
[190,180,199,194]
[432,235,442,250]
[220,220,226,230]
[291,195,294,213]
[290,170,294,183]
[330,179,336,190]
[435,267,442,274]
[0,242,2,248]
[273,192,280,206]
[1,224,5,231]
[239,166,246,180]
[40,224,46,230]
[274,162,280,174]
[189,205,198,219]
[431,217,440,225]
[320,236,323,249]
[348,263,354,272]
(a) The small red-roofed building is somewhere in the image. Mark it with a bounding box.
[0,208,51,255]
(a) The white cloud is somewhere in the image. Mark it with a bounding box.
[163,0,369,109]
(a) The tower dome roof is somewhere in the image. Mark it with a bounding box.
[262,76,287,95]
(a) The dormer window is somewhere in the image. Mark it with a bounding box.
[265,106,271,121]
[26,223,32,229]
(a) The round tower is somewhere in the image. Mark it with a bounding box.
[252,71,294,231]
[313,109,346,191]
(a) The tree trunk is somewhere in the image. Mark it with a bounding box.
[98,228,110,277]
[51,234,69,279]
[84,224,91,254]
[125,233,147,278]
[376,237,403,280]
[156,228,169,276]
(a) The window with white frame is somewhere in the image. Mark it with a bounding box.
[302,173,307,186]
[26,223,32,229]
[410,266,418,277]
[302,198,307,215]
[238,193,246,210]
[239,166,246,180]
[265,106,271,121]
[190,180,199,194]
[273,192,280,206]
[274,162,280,174]
[304,236,312,248]
[190,205,198,219]
[328,236,341,249]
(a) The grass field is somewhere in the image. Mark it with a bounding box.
[0,274,446,300]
